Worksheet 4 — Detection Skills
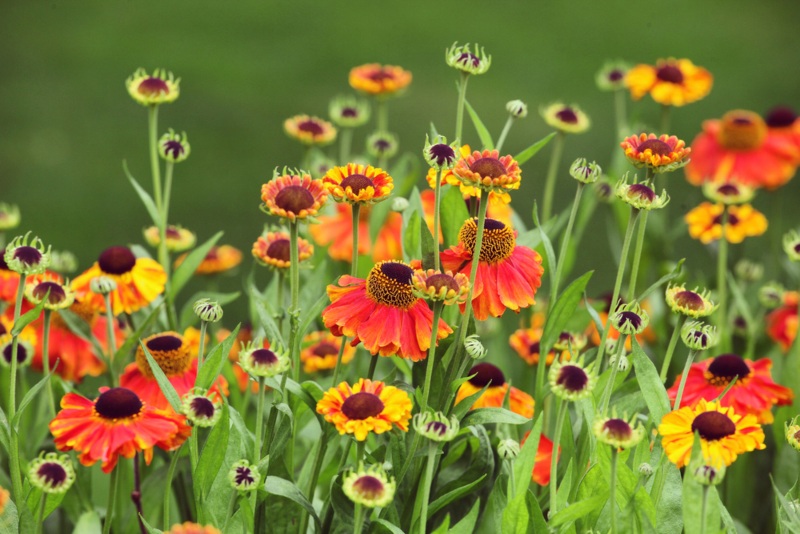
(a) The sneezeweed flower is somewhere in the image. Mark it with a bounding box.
[609,353,630,372]
[322,163,394,205]
[239,341,290,378]
[159,129,190,163]
[615,176,669,211]
[593,415,644,449]
[167,523,221,534]
[784,229,800,262]
[342,463,396,508]
[453,149,522,193]
[690,456,726,486]
[665,284,717,318]
[228,460,260,492]
[50,387,191,472]
[686,110,799,189]
[685,202,768,244]
[71,245,166,315]
[765,106,800,158]
[90,275,117,296]
[569,158,601,184]
[0,251,20,303]
[4,233,51,275]
[497,438,520,460]
[126,68,180,106]
[316,378,412,441]
[0,203,20,230]
[506,99,528,119]
[424,136,460,170]
[455,363,535,418]
[144,225,196,253]
[549,357,596,401]
[766,291,799,351]
[181,388,222,427]
[175,245,243,275]
[667,353,792,423]
[366,131,399,160]
[702,181,754,206]
[193,298,223,323]
[329,94,370,128]
[445,42,491,76]
[252,231,314,270]
[509,318,563,366]
[412,411,460,442]
[596,60,630,91]
[611,301,650,336]
[441,218,543,321]
[323,261,452,361]
[734,259,763,282]
[658,398,765,468]
[520,432,560,485]
[301,331,355,373]
[625,58,712,107]
[25,272,75,310]
[540,103,590,134]
[260,170,328,222]
[349,64,412,97]
[553,331,587,352]
[28,452,75,494]
[0,334,34,368]
[681,321,719,351]
[638,463,654,478]
[411,269,470,305]
[284,115,337,146]
[309,204,403,263]
[593,178,615,203]
[620,133,690,173]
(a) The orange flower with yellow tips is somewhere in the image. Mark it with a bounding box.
[685,202,767,244]
[322,164,393,205]
[349,64,412,96]
[625,58,713,107]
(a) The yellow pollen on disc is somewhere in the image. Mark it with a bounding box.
[458,218,515,264]
[136,336,192,378]
[717,111,767,151]
[365,263,417,309]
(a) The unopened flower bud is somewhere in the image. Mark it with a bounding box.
[159,129,190,163]
[464,334,487,360]
[193,298,223,323]
[506,100,528,119]
[759,282,785,308]
[498,439,520,460]
[638,463,653,477]
[569,158,601,184]
[90,276,117,296]
[391,197,409,212]
[0,203,21,231]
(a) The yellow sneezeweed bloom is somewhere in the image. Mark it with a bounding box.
[540,103,590,134]
[685,202,768,244]
[349,64,412,97]
[284,115,337,146]
[322,164,394,205]
[625,58,712,107]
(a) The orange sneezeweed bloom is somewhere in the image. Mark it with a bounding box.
[175,245,242,275]
[625,58,713,107]
[322,164,393,205]
[261,172,328,222]
[453,149,522,193]
[766,291,799,352]
[455,363,534,419]
[509,313,570,366]
[284,115,337,146]
[667,354,792,423]
[167,523,221,534]
[301,330,355,374]
[685,202,767,244]
[686,110,799,189]
[620,133,690,171]
[349,64,412,96]
[252,231,314,270]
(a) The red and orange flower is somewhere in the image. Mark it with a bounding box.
[625,58,713,107]
[455,363,534,419]
[766,291,799,352]
[667,354,792,423]
[453,150,522,193]
[50,387,191,472]
[520,432,560,486]
[322,164,394,205]
[685,202,767,244]
[441,218,543,321]
[261,172,328,222]
[252,231,314,270]
[349,64,412,96]
[323,261,451,361]
[620,133,690,172]
[309,204,403,263]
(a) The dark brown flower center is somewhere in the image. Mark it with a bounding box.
[691,411,736,441]
[98,246,136,275]
[707,354,750,385]
[37,462,68,486]
[628,183,655,202]
[457,52,481,68]
[469,157,506,179]
[138,77,170,96]
[608,70,624,82]
[13,246,42,267]
[33,281,66,305]
[429,144,457,166]
[162,140,185,159]
[458,218,515,264]
[718,111,767,151]
[555,107,578,124]
[380,262,413,284]
[712,212,740,226]
[235,466,255,486]
[266,239,291,262]
[341,392,384,420]
[674,290,704,311]
[0,323,6,335]
[656,64,684,84]
[425,273,459,294]
[637,139,672,156]
[95,387,143,419]
[147,334,183,352]
[251,348,279,365]
[602,418,633,440]
[340,174,375,195]
[311,341,339,358]
[556,364,588,392]
[468,362,506,387]
[297,120,324,136]
[352,475,385,499]
[274,185,316,214]
[689,330,709,348]
[367,69,394,82]
[366,262,416,308]
[765,106,797,128]
[373,138,393,153]
[190,397,216,419]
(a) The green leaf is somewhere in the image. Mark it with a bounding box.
[728,273,755,328]
[195,402,230,497]
[540,271,594,356]
[403,209,422,263]
[11,367,55,428]
[196,323,241,391]
[461,407,530,427]
[501,493,529,534]
[428,474,487,516]
[630,338,670,425]
[0,405,9,453]
[531,201,557,295]
[449,498,481,534]
[373,518,406,534]
[513,415,543,498]
[420,209,436,270]
[169,231,223,299]
[514,132,556,165]
[293,292,330,360]
[72,511,103,534]
[139,340,182,413]
[440,186,470,249]
[138,512,164,534]
[0,498,18,534]
[637,258,685,302]
[285,378,319,415]
[549,491,610,527]
[123,160,161,228]
[264,476,321,530]
[250,283,284,347]
[464,100,494,150]
[179,291,241,330]
[11,294,48,336]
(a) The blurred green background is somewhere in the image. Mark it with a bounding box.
[2,0,799,301]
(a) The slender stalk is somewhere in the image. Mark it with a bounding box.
[366,354,379,381]
[699,485,709,534]
[626,210,649,301]
[253,377,266,463]
[542,130,565,222]
[454,73,470,143]
[41,309,56,418]
[163,445,184,529]
[276,271,285,333]
[377,98,389,132]
[353,503,366,534]
[103,293,118,386]
[421,302,444,412]
[163,161,175,225]
[717,208,730,352]
[332,204,361,385]
[289,221,301,382]
[494,116,514,153]
[196,320,209,372]
[508,461,517,501]
[549,398,567,515]
[339,128,353,164]
[147,105,163,212]
[610,448,618,534]
[432,168,443,271]
[7,275,27,503]
[132,453,147,534]
[418,445,437,534]
[397,433,421,486]
[600,336,628,416]
[103,468,120,534]
[673,349,699,409]
[356,439,366,465]
[552,182,585,302]
[659,316,686,383]
[35,493,47,534]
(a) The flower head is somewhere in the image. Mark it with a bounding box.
[159,129,190,163]
[175,245,242,275]
[445,42,491,76]
[658,399,765,468]
[0,203,20,231]
[702,181,755,206]
[685,203,768,244]
[625,58,712,107]
[28,452,75,494]
[596,60,630,91]
[509,319,564,366]
[261,171,328,222]
[593,415,644,449]
[126,68,180,106]
[540,103,590,134]
[349,64,412,96]
[50,387,191,472]
[366,131,399,160]
[4,233,51,275]
[322,164,393,205]
[0,334,34,368]
[342,463,396,508]
[453,149,522,193]
[665,284,717,318]
[252,231,314,270]
[228,460,260,492]
[690,457,726,486]
[620,133,690,172]
[317,378,412,441]
[193,298,223,323]
[549,358,595,401]
[455,363,534,418]
[25,273,75,310]
[329,95,370,128]
[615,176,669,211]
[301,331,354,374]
[734,259,763,282]
[569,158,601,184]
[284,115,337,146]
[144,225,196,253]
[766,291,800,351]
[181,388,222,427]
[681,321,719,351]
[239,342,290,378]
[411,269,470,305]
[759,282,785,309]
[413,411,460,442]
[309,204,402,263]
[424,135,460,170]
[506,100,528,118]
[498,439,520,460]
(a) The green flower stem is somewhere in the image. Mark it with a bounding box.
[163,161,174,225]
[353,503,366,534]
[421,302,444,413]
[600,336,629,416]
[277,271,286,333]
[626,210,649,300]
[161,161,178,331]
[35,492,47,534]
[397,433,421,486]
[356,439,366,464]
[717,209,730,352]
[250,377,266,511]
[339,128,353,164]
[196,320,209,374]
[262,373,288,464]
[549,398,567,515]
[331,204,361,385]
[552,182,585,302]
[454,73,469,143]
[103,292,118,386]
[541,130,565,222]
[41,309,56,418]
[508,459,517,501]
[147,105,164,213]
[494,116,514,153]
[659,316,686,383]
[366,354,379,381]
[595,210,640,374]
[377,98,389,132]
[699,485,709,534]
[289,220,301,382]
[7,275,27,504]
[163,444,184,529]
[133,453,147,534]
[673,349,699,409]
[103,467,120,534]
[660,105,671,135]
[418,445,437,534]
[610,447,619,534]
[432,169,443,271]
